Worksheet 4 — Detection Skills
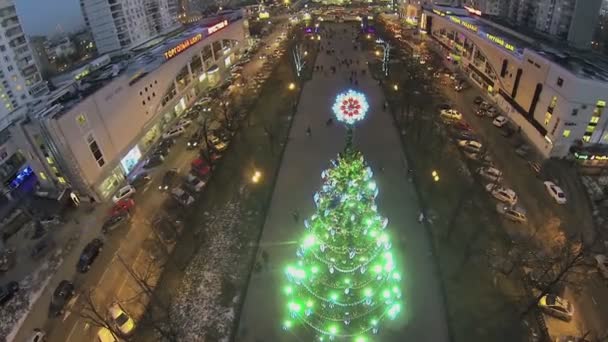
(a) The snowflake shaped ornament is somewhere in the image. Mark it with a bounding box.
[332,90,369,125]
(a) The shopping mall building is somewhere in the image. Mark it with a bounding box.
[0,13,250,201]
[420,5,608,169]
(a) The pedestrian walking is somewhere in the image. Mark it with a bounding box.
[306,126,311,137]
[418,211,425,224]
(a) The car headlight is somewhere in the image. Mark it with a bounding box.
[158,186,162,190]
[187,142,191,146]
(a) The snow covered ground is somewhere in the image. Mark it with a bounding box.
[172,200,253,341]
[1,252,63,341]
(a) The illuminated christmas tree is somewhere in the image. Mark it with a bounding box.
[283,90,402,341]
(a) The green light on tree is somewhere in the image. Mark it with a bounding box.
[282,90,403,340]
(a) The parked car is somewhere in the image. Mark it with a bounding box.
[0,281,19,306]
[454,81,469,92]
[143,154,165,169]
[27,328,46,342]
[171,187,195,207]
[97,327,118,342]
[159,169,178,191]
[176,118,192,128]
[594,254,608,279]
[0,248,16,273]
[544,181,566,204]
[109,303,136,336]
[110,198,135,216]
[478,167,503,182]
[496,204,527,223]
[492,116,508,127]
[49,280,75,316]
[191,158,211,178]
[129,172,151,189]
[112,185,136,203]
[451,121,473,131]
[538,294,574,321]
[31,238,55,260]
[500,125,516,137]
[162,126,185,139]
[485,107,499,118]
[440,109,462,121]
[102,212,131,234]
[475,109,486,117]
[184,173,207,193]
[213,140,228,152]
[158,138,174,150]
[458,139,483,153]
[451,129,477,141]
[77,238,104,273]
[485,184,518,206]
[473,96,483,105]
[153,220,178,245]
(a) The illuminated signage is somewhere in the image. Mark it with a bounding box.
[208,20,228,34]
[485,33,515,52]
[433,9,446,16]
[259,11,270,19]
[575,152,608,161]
[449,16,478,33]
[164,33,202,60]
[464,6,482,16]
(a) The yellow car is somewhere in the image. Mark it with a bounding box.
[108,303,135,336]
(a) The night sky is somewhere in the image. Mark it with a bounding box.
[16,0,85,37]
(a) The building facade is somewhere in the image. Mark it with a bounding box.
[4,17,249,200]
[422,6,608,168]
[80,0,180,54]
[0,0,47,121]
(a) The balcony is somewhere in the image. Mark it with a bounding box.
[1,17,19,29]
[8,36,26,48]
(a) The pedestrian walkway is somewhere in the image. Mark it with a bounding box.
[237,23,450,341]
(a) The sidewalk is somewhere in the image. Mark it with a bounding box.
[6,201,109,341]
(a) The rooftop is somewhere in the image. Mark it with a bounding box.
[32,10,244,121]
[425,5,608,82]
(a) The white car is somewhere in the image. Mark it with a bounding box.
[112,185,136,203]
[171,187,195,206]
[440,109,462,120]
[478,167,502,182]
[492,116,508,127]
[458,139,482,153]
[538,294,574,321]
[162,126,185,139]
[185,173,206,192]
[176,118,192,128]
[28,329,46,342]
[544,181,566,204]
[485,184,517,206]
[108,303,135,335]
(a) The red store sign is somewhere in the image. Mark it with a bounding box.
[164,33,203,60]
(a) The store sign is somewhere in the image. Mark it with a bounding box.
[464,6,482,16]
[433,9,446,16]
[574,152,608,161]
[120,146,142,174]
[449,16,479,33]
[208,20,228,35]
[164,34,203,60]
[486,33,515,52]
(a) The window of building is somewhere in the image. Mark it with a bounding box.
[590,116,600,124]
[549,96,558,110]
[57,177,66,184]
[39,172,47,181]
[87,133,105,167]
[544,111,552,125]
[571,108,578,116]
[7,65,13,71]
[557,77,563,87]
[562,129,571,138]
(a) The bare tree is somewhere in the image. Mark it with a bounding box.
[263,122,275,155]
[70,288,125,340]
[292,44,306,78]
[199,116,214,167]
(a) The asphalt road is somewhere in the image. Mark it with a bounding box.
[237,22,450,342]
[12,18,292,342]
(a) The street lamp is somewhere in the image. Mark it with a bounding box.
[288,82,296,90]
[304,51,308,56]
[431,170,439,182]
[375,50,381,56]
[393,84,399,91]
[251,170,262,183]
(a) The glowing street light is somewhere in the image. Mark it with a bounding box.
[431,170,440,182]
[367,34,371,39]
[304,51,308,56]
[288,82,296,90]
[393,84,399,91]
[251,170,262,183]
[375,50,381,56]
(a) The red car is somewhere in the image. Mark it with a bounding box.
[452,121,473,131]
[110,198,135,216]
[191,158,211,178]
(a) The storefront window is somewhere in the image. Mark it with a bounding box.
[120,145,142,174]
[140,123,160,151]
[97,165,125,199]
[174,97,186,115]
